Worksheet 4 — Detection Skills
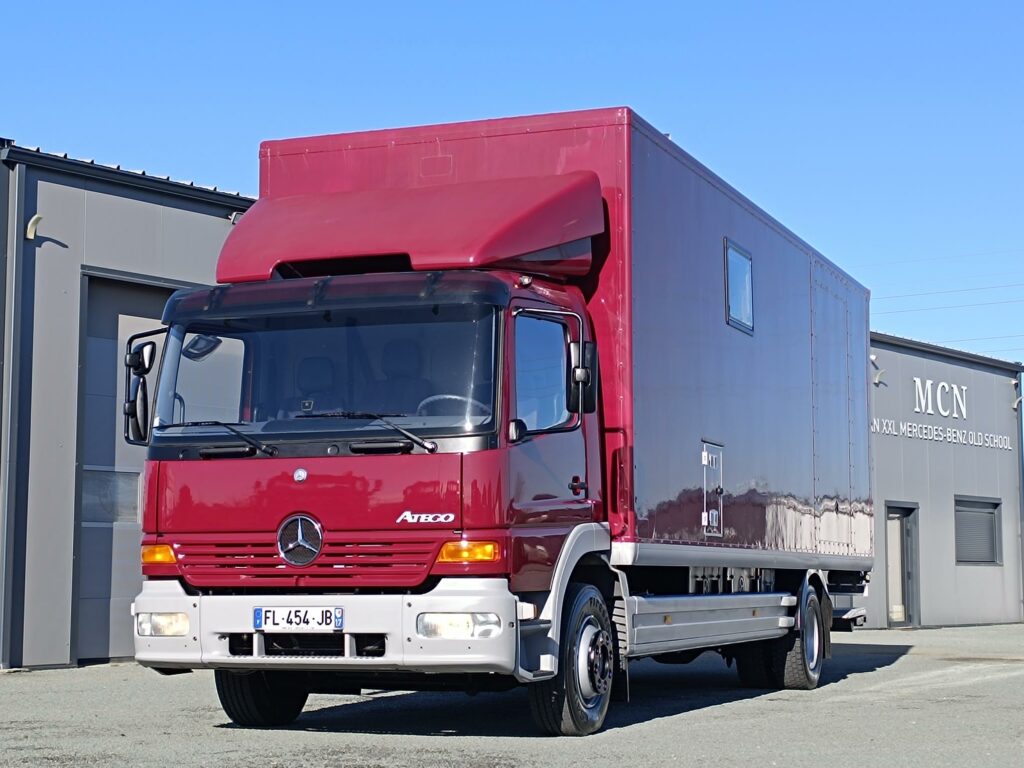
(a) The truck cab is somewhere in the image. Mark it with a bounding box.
[128,169,616,733]
[135,267,602,604]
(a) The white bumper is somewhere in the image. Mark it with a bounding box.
[131,578,518,674]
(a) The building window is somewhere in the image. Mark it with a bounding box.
[81,469,141,524]
[515,315,570,432]
[725,240,753,333]
[954,498,1001,565]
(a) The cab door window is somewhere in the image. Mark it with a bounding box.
[515,315,570,431]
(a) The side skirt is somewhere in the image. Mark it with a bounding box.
[625,592,796,659]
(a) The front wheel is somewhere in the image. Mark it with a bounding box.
[528,583,615,736]
[768,586,825,689]
[215,670,309,727]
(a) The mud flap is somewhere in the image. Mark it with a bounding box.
[822,596,833,659]
[611,595,630,702]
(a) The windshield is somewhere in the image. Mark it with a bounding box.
[153,303,497,441]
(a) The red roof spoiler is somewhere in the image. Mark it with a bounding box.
[217,171,604,284]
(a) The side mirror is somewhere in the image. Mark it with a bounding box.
[123,336,163,446]
[568,341,599,415]
[125,340,157,376]
[582,341,599,414]
[508,418,528,444]
[124,373,151,444]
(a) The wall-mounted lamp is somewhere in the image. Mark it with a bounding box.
[25,213,43,240]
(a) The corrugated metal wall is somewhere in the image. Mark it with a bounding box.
[0,152,251,668]
[866,338,1024,628]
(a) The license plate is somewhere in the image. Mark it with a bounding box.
[253,607,344,633]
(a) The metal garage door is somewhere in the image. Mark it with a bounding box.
[76,279,171,661]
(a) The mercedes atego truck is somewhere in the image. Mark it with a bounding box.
[125,108,872,736]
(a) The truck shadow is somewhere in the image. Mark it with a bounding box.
[822,641,912,684]
[216,642,909,737]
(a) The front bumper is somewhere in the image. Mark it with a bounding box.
[131,578,518,674]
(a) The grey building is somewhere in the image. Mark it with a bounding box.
[0,142,252,668]
[865,332,1024,628]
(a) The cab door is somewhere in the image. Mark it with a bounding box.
[506,304,593,591]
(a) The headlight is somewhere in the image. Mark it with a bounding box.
[416,612,501,639]
[136,612,190,637]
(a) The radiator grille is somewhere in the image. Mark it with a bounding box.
[172,534,441,588]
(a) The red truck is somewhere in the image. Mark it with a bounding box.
[125,108,872,736]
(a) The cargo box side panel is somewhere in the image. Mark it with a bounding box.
[811,260,872,559]
[812,260,852,555]
[847,276,873,558]
[628,122,870,562]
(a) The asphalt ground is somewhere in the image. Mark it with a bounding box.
[1,624,1021,767]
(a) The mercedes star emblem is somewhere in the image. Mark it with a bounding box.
[277,514,323,566]
[293,468,308,483]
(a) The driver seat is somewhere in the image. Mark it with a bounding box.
[375,339,432,415]
[278,356,344,417]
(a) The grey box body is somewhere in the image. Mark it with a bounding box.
[618,120,873,571]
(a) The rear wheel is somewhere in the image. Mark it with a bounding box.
[529,583,615,736]
[215,670,309,727]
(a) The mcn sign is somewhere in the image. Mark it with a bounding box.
[872,375,1013,451]
[913,377,967,419]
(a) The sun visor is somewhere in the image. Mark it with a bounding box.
[216,171,604,283]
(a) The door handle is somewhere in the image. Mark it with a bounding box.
[569,476,588,496]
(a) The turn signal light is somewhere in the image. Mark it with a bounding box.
[141,544,176,565]
[436,540,500,563]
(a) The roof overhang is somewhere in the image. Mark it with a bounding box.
[871,331,1024,373]
[216,171,604,283]
[0,145,253,210]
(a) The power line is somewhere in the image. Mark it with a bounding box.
[946,270,1024,282]
[938,333,1024,344]
[848,247,1024,268]
[872,281,1024,300]
[873,297,1024,315]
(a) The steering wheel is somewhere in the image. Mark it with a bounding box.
[416,394,492,417]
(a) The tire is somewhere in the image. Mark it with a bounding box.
[528,583,615,736]
[215,670,309,727]
[766,587,825,690]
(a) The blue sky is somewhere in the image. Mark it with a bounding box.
[4,3,1022,359]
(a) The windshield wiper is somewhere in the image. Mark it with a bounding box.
[296,410,438,454]
[158,420,278,457]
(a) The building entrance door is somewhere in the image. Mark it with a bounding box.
[75,279,171,661]
[886,505,919,627]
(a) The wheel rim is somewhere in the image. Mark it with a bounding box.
[803,602,821,672]
[575,616,613,707]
